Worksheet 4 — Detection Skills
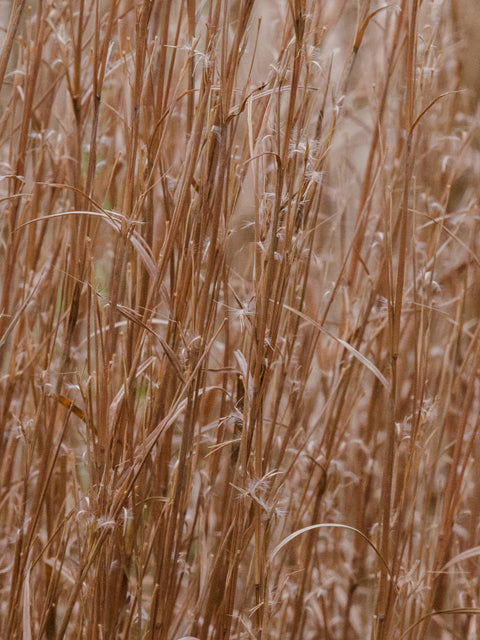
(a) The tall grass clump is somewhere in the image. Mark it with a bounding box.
[1,0,480,638]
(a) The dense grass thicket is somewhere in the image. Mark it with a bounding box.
[1,0,480,638]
